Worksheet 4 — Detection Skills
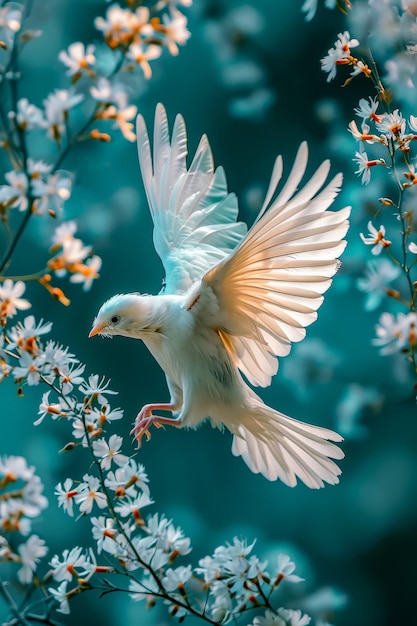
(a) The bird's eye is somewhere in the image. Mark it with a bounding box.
[111,315,120,325]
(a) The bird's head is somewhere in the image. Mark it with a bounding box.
[89,293,157,340]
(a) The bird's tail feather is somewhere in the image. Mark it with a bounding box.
[230,400,344,488]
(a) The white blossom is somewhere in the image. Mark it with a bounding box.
[114,491,154,518]
[92,434,129,470]
[100,405,124,423]
[95,5,151,44]
[31,171,73,214]
[59,42,96,76]
[79,374,117,403]
[321,31,359,82]
[100,101,137,141]
[373,311,417,355]
[0,455,34,482]
[277,608,311,626]
[42,340,77,371]
[69,255,102,291]
[7,316,52,348]
[360,221,391,254]
[354,151,378,185]
[51,237,92,277]
[50,546,90,582]
[0,5,22,47]
[275,553,304,584]
[350,60,371,78]
[0,170,29,211]
[159,8,190,56]
[126,43,162,79]
[104,459,149,496]
[55,478,78,517]
[35,391,66,426]
[48,581,70,614]
[162,564,192,591]
[58,362,86,395]
[251,610,286,626]
[43,89,84,140]
[357,258,400,311]
[91,516,116,554]
[0,457,47,537]
[13,351,45,386]
[51,221,77,248]
[11,98,44,130]
[0,280,31,319]
[146,513,192,557]
[376,109,406,139]
[354,96,382,123]
[74,475,107,514]
[17,535,48,584]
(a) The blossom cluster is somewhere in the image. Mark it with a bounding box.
[373,310,417,356]
[0,158,72,216]
[46,220,102,295]
[0,313,342,623]
[0,455,48,584]
[0,0,191,294]
[1,0,190,148]
[0,222,101,319]
[321,30,370,84]
[317,6,417,386]
[349,94,417,363]
[349,98,417,185]
[196,541,305,623]
[351,1,417,111]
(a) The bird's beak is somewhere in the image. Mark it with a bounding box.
[89,323,105,338]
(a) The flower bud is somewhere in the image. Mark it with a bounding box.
[60,442,77,452]
[90,129,111,142]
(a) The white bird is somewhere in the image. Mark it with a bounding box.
[89,103,351,488]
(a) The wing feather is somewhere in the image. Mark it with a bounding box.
[136,112,153,211]
[202,142,350,386]
[136,104,247,294]
[257,155,283,219]
[153,103,171,208]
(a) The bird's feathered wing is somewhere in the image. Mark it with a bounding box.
[202,142,351,387]
[136,103,247,294]
[197,144,350,486]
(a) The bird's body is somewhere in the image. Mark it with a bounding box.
[90,104,351,488]
[96,290,246,427]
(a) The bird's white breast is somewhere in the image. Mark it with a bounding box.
[142,294,244,427]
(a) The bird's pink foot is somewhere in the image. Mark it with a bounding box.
[130,403,178,446]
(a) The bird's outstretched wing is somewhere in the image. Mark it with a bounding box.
[136,103,247,294]
[200,142,350,387]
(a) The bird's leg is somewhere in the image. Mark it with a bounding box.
[130,403,180,446]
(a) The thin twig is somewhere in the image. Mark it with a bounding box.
[0,578,32,626]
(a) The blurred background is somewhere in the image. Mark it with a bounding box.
[1,1,417,625]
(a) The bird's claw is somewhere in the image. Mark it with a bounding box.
[130,403,174,447]
[130,411,161,447]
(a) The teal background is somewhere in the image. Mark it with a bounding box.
[1,1,417,625]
